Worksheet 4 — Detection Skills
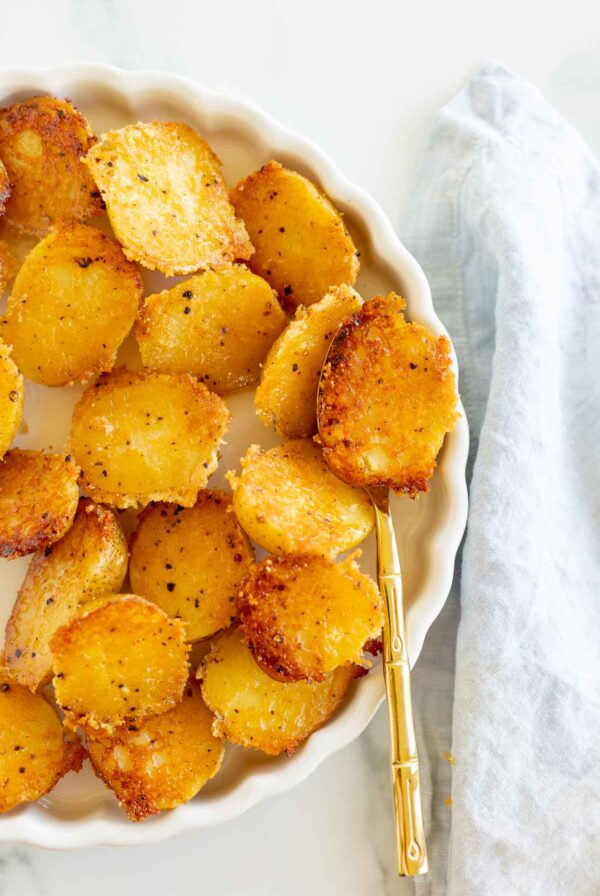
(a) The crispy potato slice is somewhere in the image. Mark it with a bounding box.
[129,490,254,642]
[0,674,83,813]
[255,284,362,437]
[317,293,459,496]
[87,679,223,820]
[69,369,230,509]
[0,158,9,216]
[5,499,128,690]
[230,161,358,309]
[0,238,19,293]
[0,342,24,460]
[84,121,252,276]
[52,595,189,732]
[200,627,356,756]
[0,96,103,235]
[3,224,143,386]
[136,265,286,394]
[239,553,382,682]
[0,449,80,559]
[227,440,373,557]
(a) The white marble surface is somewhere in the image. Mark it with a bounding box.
[0,2,599,893]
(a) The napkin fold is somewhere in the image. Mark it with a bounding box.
[401,64,600,896]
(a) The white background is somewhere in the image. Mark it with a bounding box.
[0,2,599,894]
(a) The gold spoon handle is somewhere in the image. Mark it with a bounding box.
[374,500,429,877]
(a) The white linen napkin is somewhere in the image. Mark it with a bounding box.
[400,63,600,896]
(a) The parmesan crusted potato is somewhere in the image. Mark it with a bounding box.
[52,595,189,733]
[5,498,128,691]
[0,449,80,559]
[129,490,254,641]
[87,679,224,820]
[200,627,357,756]
[0,342,24,460]
[230,161,358,309]
[69,369,230,509]
[317,293,459,496]
[255,284,362,437]
[238,553,382,682]
[84,121,253,276]
[0,96,103,235]
[0,674,83,813]
[0,238,19,293]
[136,265,286,394]
[227,440,373,557]
[3,224,143,386]
[0,158,9,216]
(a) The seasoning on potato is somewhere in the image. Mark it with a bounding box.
[200,627,357,756]
[0,158,10,216]
[0,341,24,461]
[84,120,253,276]
[227,439,374,557]
[129,490,254,641]
[230,160,358,309]
[69,368,230,509]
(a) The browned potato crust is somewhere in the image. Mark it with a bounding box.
[200,627,357,756]
[0,674,83,813]
[230,161,358,309]
[317,294,459,496]
[255,284,362,437]
[5,498,128,690]
[0,449,80,559]
[136,265,286,394]
[4,224,143,386]
[0,342,24,460]
[227,440,373,558]
[87,679,224,820]
[52,595,189,732]
[0,159,9,216]
[69,369,230,509]
[0,238,19,293]
[84,121,252,276]
[0,96,103,235]
[129,490,254,642]
[238,553,382,682]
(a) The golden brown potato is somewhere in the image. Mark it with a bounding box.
[5,498,128,691]
[3,224,143,386]
[238,553,382,682]
[129,490,254,642]
[87,679,224,820]
[84,121,252,276]
[255,284,361,438]
[317,294,459,496]
[0,96,103,235]
[52,595,189,732]
[0,674,83,813]
[230,160,358,309]
[227,440,373,557]
[0,449,80,559]
[0,158,9,216]
[136,265,287,394]
[0,342,24,460]
[69,369,230,509]
[0,238,19,293]
[200,627,357,756]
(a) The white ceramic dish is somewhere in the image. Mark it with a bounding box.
[0,63,469,849]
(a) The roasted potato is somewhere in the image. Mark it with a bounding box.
[0,342,24,460]
[317,293,459,496]
[0,238,19,293]
[5,498,128,691]
[0,449,80,559]
[0,158,9,216]
[84,121,253,276]
[255,284,362,438]
[4,224,143,386]
[230,161,358,309]
[69,369,230,509]
[129,490,254,641]
[200,627,357,756]
[227,440,373,557]
[87,678,224,820]
[0,674,83,813]
[238,553,382,682]
[52,595,189,732]
[136,265,286,394]
[0,96,103,235]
